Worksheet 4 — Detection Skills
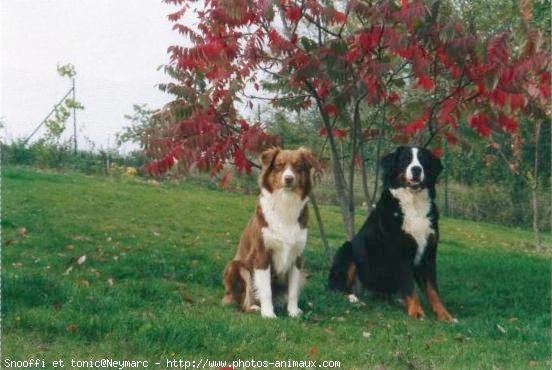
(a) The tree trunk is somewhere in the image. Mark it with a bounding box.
[310,89,354,240]
[368,132,383,210]
[532,121,542,250]
[347,101,362,232]
[444,140,450,217]
[360,141,371,211]
[310,192,331,263]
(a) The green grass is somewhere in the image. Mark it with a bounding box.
[2,167,550,369]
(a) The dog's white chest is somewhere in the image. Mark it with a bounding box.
[260,189,308,276]
[390,188,434,265]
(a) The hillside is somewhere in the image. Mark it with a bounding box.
[2,167,550,369]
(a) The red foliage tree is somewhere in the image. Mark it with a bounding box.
[153,0,550,238]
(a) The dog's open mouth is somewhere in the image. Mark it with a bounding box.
[406,180,422,189]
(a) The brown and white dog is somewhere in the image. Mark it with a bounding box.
[222,147,316,318]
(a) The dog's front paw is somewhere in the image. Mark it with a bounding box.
[261,309,277,319]
[287,306,303,318]
[347,294,360,303]
[407,306,425,320]
[436,311,457,323]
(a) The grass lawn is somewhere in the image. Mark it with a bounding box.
[2,166,550,369]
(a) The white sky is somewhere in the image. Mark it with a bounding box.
[1,0,192,152]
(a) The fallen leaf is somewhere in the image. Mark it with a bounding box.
[362,331,372,338]
[77,279,89,288]
[17,227,28,237]
[453,334,469,342]
[52,301,63,310]
[107,278,115,286]
[529,360,537,367]
[65,244,74,251]
[496,324,507,334]
[89,268,101,277]
[181,291,193,304]
[63,266,74,275]
[66,324,79,333]
[77,255,87,265]
[308,346,318,357]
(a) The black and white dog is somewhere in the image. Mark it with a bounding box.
[328,146,456,321]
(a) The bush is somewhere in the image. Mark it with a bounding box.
[1,141,144,176]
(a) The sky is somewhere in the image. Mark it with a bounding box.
[1,0,192,152]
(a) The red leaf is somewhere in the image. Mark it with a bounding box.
[285,5,302,23]
[438,98,456,125]
[489,89,508,107]
[508,94,526,110]
[444,131,458,145]
[539,72,551,98]
[358,30,379,51]
[319,127,328,136]
[432,148,444,158]
[233,149,251,174]
[324,103,338,116]
[388,92,400,104]
[403,111,429,134]
[343,48,361,62]
[334,128,347,138]
[417,75,434,90]
[487,33,509,66]
[332,10,347,24]
[469,112,491,137]
[168,8,186,22]
[498,113,518,133]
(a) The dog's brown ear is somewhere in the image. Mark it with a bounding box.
[299,147,321,180]
[260,147,280,168]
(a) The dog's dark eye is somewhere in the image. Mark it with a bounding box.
[274,163,284,170]
[296,163,307,172]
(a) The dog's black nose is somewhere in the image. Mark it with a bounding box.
[284,175,294,185]
[411,166,422,180]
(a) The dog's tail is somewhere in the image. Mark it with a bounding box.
[222,260,252,310]
[327,241,355,292]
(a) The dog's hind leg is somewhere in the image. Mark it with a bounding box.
[222,260,248,308]
[238,266,258,312]
[328,241,361,303]
[222,261,238,305]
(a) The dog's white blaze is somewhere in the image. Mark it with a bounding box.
[260,188,308,276]
[253,267,276,318]
[406,147,424,182]
[390,187,434,265]
[281,165,295,183]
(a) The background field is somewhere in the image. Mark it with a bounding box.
[2,167,550,369]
